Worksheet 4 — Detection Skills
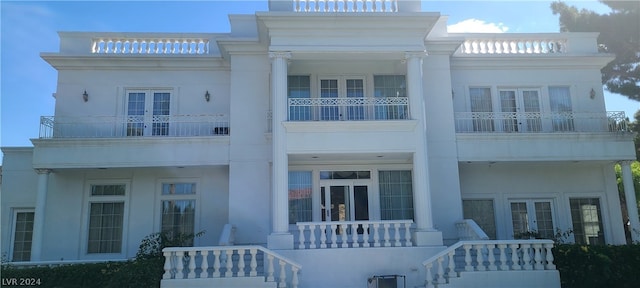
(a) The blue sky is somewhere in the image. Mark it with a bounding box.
[1,0,638,152]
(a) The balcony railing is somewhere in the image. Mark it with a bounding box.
[455,111,628,133]
[293,0,398,12]
[288,97,409,121]
[39,115,229,138]
[295,220,413,249]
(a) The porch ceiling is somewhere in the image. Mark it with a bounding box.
[288,152,413,165]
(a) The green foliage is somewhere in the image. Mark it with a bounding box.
[1,258,164,288]
[550,1,640,100]
[554,244,640,288]
[136,230,205,259]
[0,231,204,288]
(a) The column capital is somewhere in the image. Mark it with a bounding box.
[269,51,292,60]
[405,51,428,60]
[34,169,52,175]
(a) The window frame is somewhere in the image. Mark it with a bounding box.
[156,178,201,246]
[9,208,35,262]
[81,180,130,259]
[569,197,606,245]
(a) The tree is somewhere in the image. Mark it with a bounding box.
[551,1,640,101]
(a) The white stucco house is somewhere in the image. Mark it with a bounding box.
[1,0,638,287]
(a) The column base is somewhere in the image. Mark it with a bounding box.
[267,233,294,250]
[413,230,443,246]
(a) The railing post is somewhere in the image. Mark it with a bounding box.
[187,250,197,279]
[250,248,258,277]
[201,250,210,278]
[278,260,287,288]
[162,251,173,279]
[309,224,317,249]
[212,250,221,277]
[544,243,556,270]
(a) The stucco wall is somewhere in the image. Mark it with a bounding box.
[459,162,625,244]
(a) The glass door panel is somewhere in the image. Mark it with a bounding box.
[330,185,350,222]
[522,90,541,132]
[320,79,339,120]
[127,92,146,136]
[499,90,518,132]
[510,200,555,239]
[152,92,170,136]
[346,79,365,120]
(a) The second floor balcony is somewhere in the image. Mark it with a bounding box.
[454,111,635,162]
[288,97,409,121]
[33,115,231,169]
[39,114,229,139]
[454,111,628,134]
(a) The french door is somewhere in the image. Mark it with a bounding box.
[510,200,555,239]
[126,90,171,136]
[320,181,370,222]
[499,89,541,132]
[319,77,365,120]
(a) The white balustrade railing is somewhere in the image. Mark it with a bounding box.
[39,115,229,138]
[294,0,398,12]
[288,97,409,121]
[92,37,210,54]
[455,111,628,133]
[295,220,413,249]
[456,219,490,241]
[162,246,301,288]
[422,240,556,287]
[458,37,567,54]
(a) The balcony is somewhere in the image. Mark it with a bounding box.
[32,115,230,169]
[454,111,635,162]
[288,97,409,121]
[455,111,627,134]
[39,115,229,138]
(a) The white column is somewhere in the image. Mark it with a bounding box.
[406,52,442,246]
[31,169,51,261]
[621,161,640,243]
[267,51,294,249]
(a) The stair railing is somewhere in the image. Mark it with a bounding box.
[422,240,556,287]
[162,245,301,288]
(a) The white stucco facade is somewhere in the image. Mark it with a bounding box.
[1,1,636,287]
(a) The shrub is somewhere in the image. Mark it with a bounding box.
[553,244,640,288]
[0,231,203,288]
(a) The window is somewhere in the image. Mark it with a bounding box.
[374,75,407,120]
[462,200,496,239]
[570,198,605,245]
[469,87,494,131]
[86,183,127,254]
[379,170,413,220]
[11,210,34,261]
[160,183,196,245]
[289,171,312,224]
[549,86,574,131]
[288,76,311,121]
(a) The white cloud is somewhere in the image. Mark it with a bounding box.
[447,19,509,33]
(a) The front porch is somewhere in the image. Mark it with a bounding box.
[160,220,560,288]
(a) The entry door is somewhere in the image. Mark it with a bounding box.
[499,89,541,132]
[319,77,365,120]
[320,182,369,222]
[126,91,171,136]
[510,200,555,239]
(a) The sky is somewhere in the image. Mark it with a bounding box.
[1,0,638,154]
